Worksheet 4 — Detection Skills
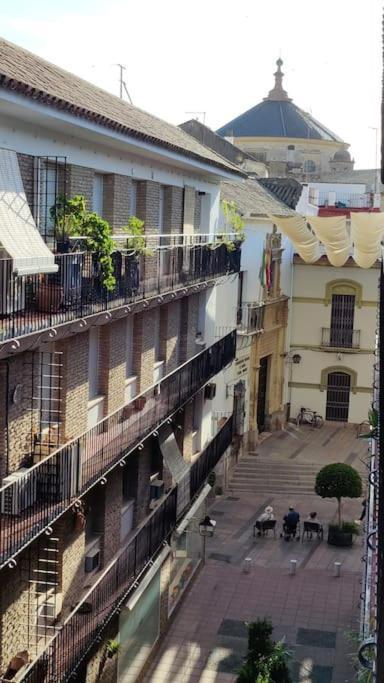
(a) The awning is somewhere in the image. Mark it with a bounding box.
[0,149,58,275]
[158,425,190,517]
[307,216,349,267]
[270,214,320,263]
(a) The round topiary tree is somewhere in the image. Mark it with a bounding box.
[315,463,362,529]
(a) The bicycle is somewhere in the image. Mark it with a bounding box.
[296,407,324,428]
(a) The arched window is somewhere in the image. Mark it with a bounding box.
[325,280,363,308]
[303,159,316,174]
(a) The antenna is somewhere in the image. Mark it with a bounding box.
[186,111,206,125]
[116,64,133,104]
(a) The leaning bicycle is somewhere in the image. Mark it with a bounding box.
[296,406,324,428]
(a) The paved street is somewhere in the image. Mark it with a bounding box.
[144,423,368,683]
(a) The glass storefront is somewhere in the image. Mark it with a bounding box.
[168,503,204,615]
[117,572,161,682]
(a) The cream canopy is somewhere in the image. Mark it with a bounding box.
[271,213,384,269]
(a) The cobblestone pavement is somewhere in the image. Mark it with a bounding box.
[144,424,368,683]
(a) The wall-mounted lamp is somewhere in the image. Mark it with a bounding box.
[199,515,217,537]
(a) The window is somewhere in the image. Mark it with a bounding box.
[303,160,316,174]
[126,317,134,378]
[88,328,101,399]
[253,152,267,163]
[329,294,355,348]
[130,180,138,216]
[93,174,104,216]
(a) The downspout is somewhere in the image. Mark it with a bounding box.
[1,359,10,476]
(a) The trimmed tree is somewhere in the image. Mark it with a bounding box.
[315,463,362,529]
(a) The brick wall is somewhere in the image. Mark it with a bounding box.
[99,319,126,416]
[136,181,160,234]
[58,333,89,442]
[84,618,119,683]
[162,300,181,374]
[56,510,86,617]
[102,469,123,563]
[0,353,38,478]
[0,548,37,672]
[132,310,156,392]
[183,186,196,234]
[179,294,199,363]
[17,153,34,208]
[103,174,131,231]
[194,191,201,231]
[135,445,151,525]
[67,164,94,209]
[164,186,183,234]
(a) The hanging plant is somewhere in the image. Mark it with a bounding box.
[221,199,245,243]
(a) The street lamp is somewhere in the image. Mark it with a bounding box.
[199,515,217,537]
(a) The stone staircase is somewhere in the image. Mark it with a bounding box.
[229,454,320,496]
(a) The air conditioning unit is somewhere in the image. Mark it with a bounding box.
[204,383,216,400]
[1,468,37,515]
[37,441,83,503]
[85,536,101,573]
[150,479,164,501]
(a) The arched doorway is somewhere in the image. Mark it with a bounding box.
[326,371,351,422]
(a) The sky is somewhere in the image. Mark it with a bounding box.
[0,0,382,169]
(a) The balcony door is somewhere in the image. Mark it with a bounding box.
[330,294,355,348]
[257,356,269,433]
[326,371,351,422]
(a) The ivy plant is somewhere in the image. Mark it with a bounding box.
[50,194,87,239]
[80,212,116,291]
[221,199,245,241]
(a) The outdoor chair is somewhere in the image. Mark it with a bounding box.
[281,521,300,541]
[301,521,323,542]
[253,519,277,538]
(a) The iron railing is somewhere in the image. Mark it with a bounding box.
[317,191,373,208]
[22,487,178,683]
[21,416,233,682]
[321,327,360,349]
[190,415,233,499]
[0,331,236,569]
[0,241,241,343]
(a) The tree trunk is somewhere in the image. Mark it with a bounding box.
[337,498,342,529]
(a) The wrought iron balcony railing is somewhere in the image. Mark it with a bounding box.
[237,303,265,335]
[321,327,360,349]
[0,331,236,569]
[0,237,241,345]
[20,416,233,683]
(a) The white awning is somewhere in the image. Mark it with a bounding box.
[0,149,58,275]
[158,425,190,517]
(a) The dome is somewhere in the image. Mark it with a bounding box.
[332,149,351,162]
[217,60,343,144]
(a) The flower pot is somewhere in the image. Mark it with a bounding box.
[327,527,353,547]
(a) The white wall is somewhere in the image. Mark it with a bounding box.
[289,262,378,424]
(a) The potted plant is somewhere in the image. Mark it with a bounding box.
[237,619,291,683]
[50,194,87,252]
[315,463,362,547]
[106,640,120,659]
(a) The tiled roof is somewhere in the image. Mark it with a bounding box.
[217,100,343,143]
[221,178,295,218]
[258,177,303,209]
[0,38,244,177]
[179,119,255,165]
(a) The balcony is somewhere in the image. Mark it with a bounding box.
[321,328,360,350]
[308,188,381,217]
[0,331,236,569]
[20,417,233,683]
[0,236,241,351]
[237,303,265,335]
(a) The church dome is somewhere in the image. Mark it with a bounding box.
[332,149,351,162]
[216,60,343,143]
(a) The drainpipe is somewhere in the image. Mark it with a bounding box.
[1,359,10,476]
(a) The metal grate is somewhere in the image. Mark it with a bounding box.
[329,294,355,348]
[325,371,351,422]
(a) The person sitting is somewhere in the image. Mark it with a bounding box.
[305,511,323,539]
[281,506,300,541]
[255,506,275,537]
